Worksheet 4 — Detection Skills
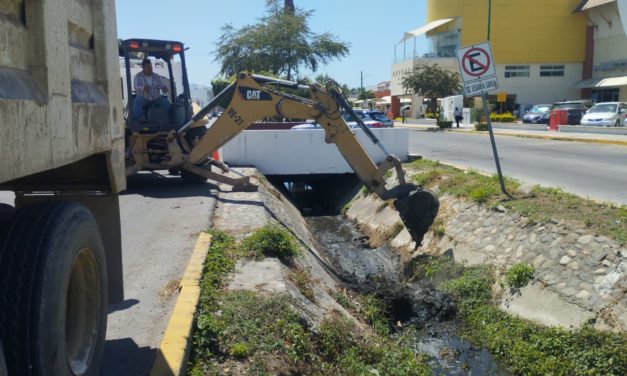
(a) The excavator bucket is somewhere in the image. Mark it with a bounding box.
[394,188,439,245]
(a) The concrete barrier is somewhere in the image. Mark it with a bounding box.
[558,125,627,135]
[222,128,409,175]
[492,123,547,131]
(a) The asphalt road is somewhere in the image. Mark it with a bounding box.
[0,172,217,375]
[409,131,627,205]
[101,172,216,375]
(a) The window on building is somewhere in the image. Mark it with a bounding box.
[504,66,530,78]
[540,65,565,77]
[591,88,619,102]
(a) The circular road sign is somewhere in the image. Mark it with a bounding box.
[461,47,491,78]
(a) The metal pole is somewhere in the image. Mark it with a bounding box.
[485,0,511,198]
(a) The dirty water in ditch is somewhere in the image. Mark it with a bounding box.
[306,215,510,376]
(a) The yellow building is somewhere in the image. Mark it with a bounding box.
[391,0,589,112]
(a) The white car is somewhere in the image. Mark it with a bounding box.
[580,102,627,127]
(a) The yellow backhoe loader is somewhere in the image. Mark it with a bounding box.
[121,39,439,244]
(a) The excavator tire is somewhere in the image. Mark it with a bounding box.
[394,188,439,246]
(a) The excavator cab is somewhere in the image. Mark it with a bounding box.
[119,39,193,132]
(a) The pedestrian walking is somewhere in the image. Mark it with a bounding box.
[454,107,463,128]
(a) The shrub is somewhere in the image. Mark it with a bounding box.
[229,343,250,359]
[505,263,534,290]
[425,112,436,119]
[240,225,300,259]
[474,122,488,131]
[438,120,453,129]
[490,112,516,123]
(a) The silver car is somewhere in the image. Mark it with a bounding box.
[580,102,627,127]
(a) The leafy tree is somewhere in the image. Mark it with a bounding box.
[401,63,462,125]
[211,77,234,109]
[358,89,375,100]
[215,3,349,80]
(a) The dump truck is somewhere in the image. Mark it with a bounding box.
[0,1,124,375]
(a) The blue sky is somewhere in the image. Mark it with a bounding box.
[116,0,427,89]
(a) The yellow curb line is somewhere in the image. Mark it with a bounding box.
[149,232,212,376]
[447,129,627,146]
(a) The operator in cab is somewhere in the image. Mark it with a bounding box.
[133,58,170,122]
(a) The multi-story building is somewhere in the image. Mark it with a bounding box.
[391,0,588,116]
[574,0,627,102]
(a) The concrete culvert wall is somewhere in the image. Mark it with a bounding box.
[345,191,627,331]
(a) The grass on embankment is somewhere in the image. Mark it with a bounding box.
[406,159,627,246]
[430,259,627,376]
[407,254,627,375]
[188,227,431,376]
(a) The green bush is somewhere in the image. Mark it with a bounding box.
[425,112,436,119]
[229,343,250,359]
[505,263,534,290]
[240,225,300,259]
[438,120,453,129]
[474,122,488,131]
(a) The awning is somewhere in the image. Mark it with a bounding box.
[399,18,454,43]
[574,76,627,88]
[573,0,615,13]
[400,98,412,104]
[376,96,391,104]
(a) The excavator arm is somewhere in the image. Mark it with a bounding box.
[178,72,439,244]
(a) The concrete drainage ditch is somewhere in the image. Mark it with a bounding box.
[203,168,625,374]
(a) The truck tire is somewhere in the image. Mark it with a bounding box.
[0,343,7,376]
[181,126,209,183]
[0,202,107,376]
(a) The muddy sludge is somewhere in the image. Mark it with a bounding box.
[306,215,510,375]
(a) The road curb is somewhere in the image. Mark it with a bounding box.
[446,129,627,146]
[149,232,212,376]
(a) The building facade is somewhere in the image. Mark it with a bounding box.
[391,0,588,116]
[574,0,627,102]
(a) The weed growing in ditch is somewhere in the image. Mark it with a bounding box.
[504,263,534,291]
[239,224,300,259]
[431,219,446,238]
[405,159,627,245]
[355,294,391,336]
[190,292,431,375]
[443,266,627,375]
[409,255,463,283]
[289,267,316,301]
[333,290,354,310]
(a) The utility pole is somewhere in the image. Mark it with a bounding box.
[482,0,511,198]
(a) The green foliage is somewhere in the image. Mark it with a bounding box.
[210,76,235,109]
[469,184,499,204]
[214,3,349,80]
[401,63,462,125]
[229,342,250,359]
[333,290,354,309]
[474,121,489,131]
[191,291,431,375]
[438,120,453,129]
[240,224,300,259]
[443,266,495,309]
[289,267,315,300]
[505,263,534,290]
[356,294,390,336]
[443,267,627,375]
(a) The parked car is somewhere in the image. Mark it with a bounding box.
[353,109,394,127]
[342,113,386,128]
[538,107,585,125]
[522,104,551,124]
[580,102,627,127]
[290,117,382,130]
[552,99,593,110]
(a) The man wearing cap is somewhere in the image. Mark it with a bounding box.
[133,58,170,121]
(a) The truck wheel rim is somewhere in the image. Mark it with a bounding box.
[65,248,101,375]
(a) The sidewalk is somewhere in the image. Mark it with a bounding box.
[394,120,627,146]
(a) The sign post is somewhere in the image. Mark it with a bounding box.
[456,41,510,197]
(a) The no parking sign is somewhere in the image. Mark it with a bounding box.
[457,42,499,97]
